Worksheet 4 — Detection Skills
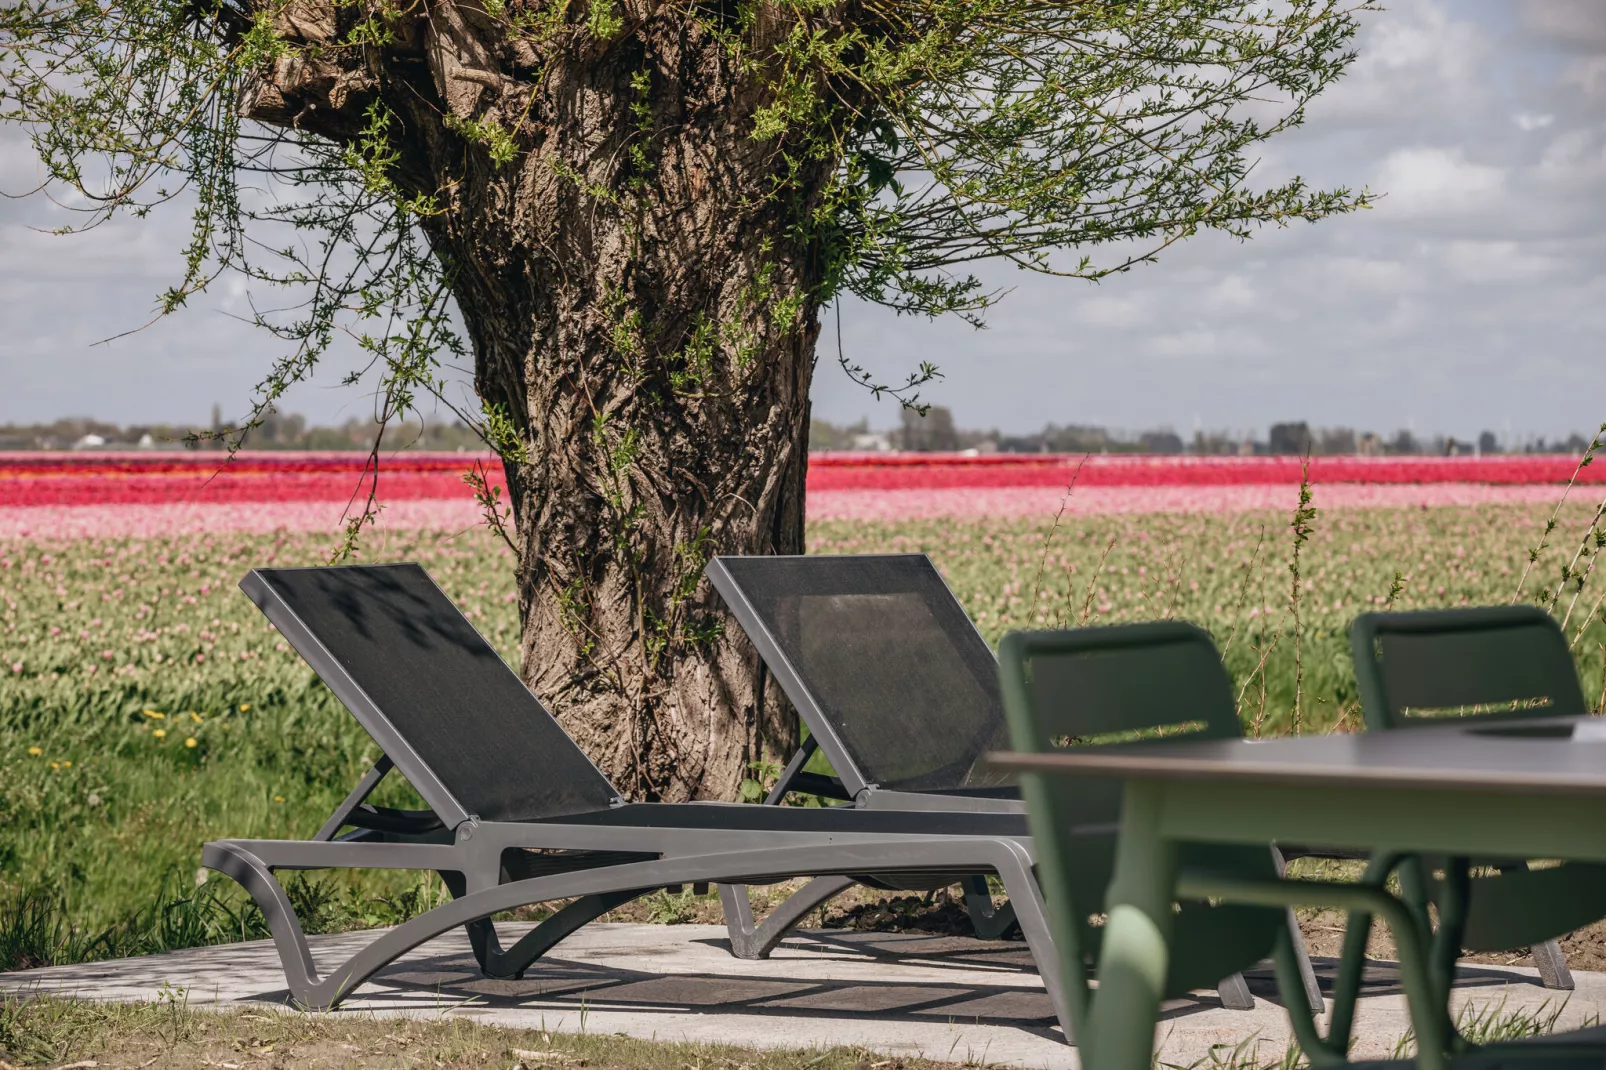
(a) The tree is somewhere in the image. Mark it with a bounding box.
[1268,421,1314,455]
[1,0,1373,799]
[898,406,959,452]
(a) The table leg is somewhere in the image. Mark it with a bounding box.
[1087,782,1179,1070]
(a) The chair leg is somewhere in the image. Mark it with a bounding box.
[1532,938,1575,991]
[960,876,1019,940]
[720,876,857,960]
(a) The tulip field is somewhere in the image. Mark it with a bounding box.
[2,450,1606,965]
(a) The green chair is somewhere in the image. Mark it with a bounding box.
[996,621,1431,1064]
[1001,618,1606,1068]
[1351,606,1606,992]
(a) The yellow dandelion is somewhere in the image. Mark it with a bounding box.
[152,728,167,740]
[49,762,59,770]
[273,795,285,804]
[142,709,166,720]
[239,703,252,712]
[62,760,71,768]
[184,737,197,749]
[26,746,41,756]
[189,712,202,724]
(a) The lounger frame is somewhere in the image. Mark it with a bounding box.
[206,565,1073,1039]
[705,554,1321,1014]
[206,816,1055,1019]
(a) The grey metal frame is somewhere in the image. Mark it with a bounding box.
[205,813,1055,1020]
[706,554,1322,1014]
[207,565,1073,1039]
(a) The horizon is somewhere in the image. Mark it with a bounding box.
[3,409,1600,454]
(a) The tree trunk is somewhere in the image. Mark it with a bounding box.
[448,143,823,801]
[241,4,838,799]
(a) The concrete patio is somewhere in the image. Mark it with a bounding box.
[1,923,1600,1068]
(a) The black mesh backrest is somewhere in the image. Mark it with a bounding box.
[1350,606,1588,729]
[710,554,1009,793]
[243,564,619,822]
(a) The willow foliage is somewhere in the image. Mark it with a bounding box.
[0,0,1373,433]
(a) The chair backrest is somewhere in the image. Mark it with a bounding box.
[996,621,1278,1001]
[1349,606,1587,731]
[997,621,1242,828]
[241,564,620,827]
[706,554,1009,795]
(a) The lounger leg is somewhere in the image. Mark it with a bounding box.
[440,870,648,978]
[959,876,1019,940]
[1533,938,1575,991]
[439,872,510,974]
[1491,861,1573,991]
[990,848,1077,1044]
[479,891,646,978]
[720,876,856,959]
[1270,848,1325,1014]
[203,843,334,1009]
[1206,918,1322,1015]
[1287,909,1326,1013]
[1216,971,1255,1010]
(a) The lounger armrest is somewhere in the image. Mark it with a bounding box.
[343,805,446,835]
[787,772,853,801]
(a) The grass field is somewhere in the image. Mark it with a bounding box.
[0,994,965,1070]
[3,494,1606,967]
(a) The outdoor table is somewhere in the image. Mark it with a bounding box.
[990,715,1606,1070]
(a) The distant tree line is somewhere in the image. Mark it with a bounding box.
[812,412,1601,456]
[0,408,484,452]
[9,409,1597,457]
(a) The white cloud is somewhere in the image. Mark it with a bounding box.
[1311,3,1492,127]
[1317,255,1420,295]
[1149,329,1219,359]
[1374,148,1507,218]
[1203,275,1255,312]
[1074,293,1145,327]
[1440,241,1558,284]
[1519,0,1606,51]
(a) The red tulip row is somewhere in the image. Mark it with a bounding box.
[0,451,499,507]
[1,450,1599,508]
[806,452,1606,490]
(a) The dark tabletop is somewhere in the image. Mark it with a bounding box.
[988,715,1606,797]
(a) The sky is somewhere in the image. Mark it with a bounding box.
[3,2,1606,443]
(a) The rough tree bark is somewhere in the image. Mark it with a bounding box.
[243,2,841,799]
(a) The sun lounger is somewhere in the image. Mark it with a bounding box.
[706,553,1322,1012]
[202,563,1069,1036]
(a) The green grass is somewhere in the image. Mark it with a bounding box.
[2,499,1605,966]
[0,993,972,1069]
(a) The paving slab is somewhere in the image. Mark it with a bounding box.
[1,924,1602,1068]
